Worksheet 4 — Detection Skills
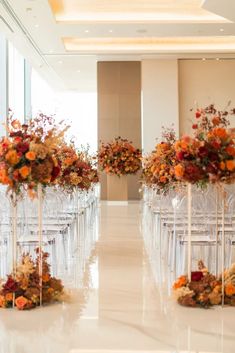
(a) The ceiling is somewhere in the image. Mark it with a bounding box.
[1,0,235,91]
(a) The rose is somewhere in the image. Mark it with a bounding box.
[198,146,209,158]
[191,271,203,281]
[15,296,28,310]
[176,151,185,161]
[3,276,18,293]
[16,142,29,154]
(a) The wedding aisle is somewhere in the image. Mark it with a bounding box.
[0,202,235,353]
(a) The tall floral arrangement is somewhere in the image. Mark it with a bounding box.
[174,104,235,186]
[98,137,142,176]
[0,113,68,196]
[142,128,177,191]
[57,144,99,192]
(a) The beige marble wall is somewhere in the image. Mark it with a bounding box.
[179,59,235,135]
[98,61,141,200]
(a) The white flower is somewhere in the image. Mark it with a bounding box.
[173,286,194,300]
[16,255,35,277]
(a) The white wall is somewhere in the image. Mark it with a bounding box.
[179,59,235,135]
[141,60,179,153]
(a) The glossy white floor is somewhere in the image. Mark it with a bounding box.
[0,202,235,353]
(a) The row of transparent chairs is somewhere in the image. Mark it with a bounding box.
[142,183,235,288]
[0,184,100,288]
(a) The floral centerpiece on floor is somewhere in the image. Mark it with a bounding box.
[98,137,142,176]
[57,144,99,192]
[173,261,235,308]
[142,128,177,192]
[0,113,68,197]
[0,250,64,310]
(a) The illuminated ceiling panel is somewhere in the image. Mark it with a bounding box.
[63,36,235,52]
[48,0,229,23]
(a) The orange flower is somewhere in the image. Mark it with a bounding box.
[220,161,225,170]
[212,116,220,126]
[25,151,36,161]
[180,141,188,150]
[213,128,227,140]
[19,165,31,179]
[225,283,235,297]
[5,292,13,302]
[173,275,187,290]
[28,188,37,199]
[15,296,28,310]
[5,149,20,165]
[174,164,184,178]
[48,287,54,294]
[226,146,235,157]
[0,295,6,308]
[160,176,167,183]
[42,273,50,283]
[226,160,235,171]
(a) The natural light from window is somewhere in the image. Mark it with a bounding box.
[31,69,97,153]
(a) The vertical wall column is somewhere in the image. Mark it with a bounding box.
[98,61,141,200]
[24,60,32,122]
[141,60,179,153]
[0,34,8,136]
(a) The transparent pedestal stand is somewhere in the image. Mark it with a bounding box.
[11,185,44,308]
[187,182,226,307]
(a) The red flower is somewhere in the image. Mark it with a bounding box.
[198,146,209,158]
[51,166,61,182]
[2,276,18,293]
[176,151,185,161]
[16,142,29,154]
[195,111,201,119]
[211,141,221,150]
[192,124,198,129]
[191,271,203,281]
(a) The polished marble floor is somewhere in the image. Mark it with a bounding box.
[0,202,235,353]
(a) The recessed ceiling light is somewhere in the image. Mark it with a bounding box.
[85,29,89,33]
[49,50,54,54]
[34,24,39,28]
[76,70,80,73]
[58,60,63,64]
[109,29,113,33]
[220,28,224,32]
[216,58,220,61]
[202,58,206,61]
[137,29,147,34]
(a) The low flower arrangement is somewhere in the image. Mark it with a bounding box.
[142,128,177,192]
[57,145,99,192]
[0,113,68,197]
[0,250,64,310]
[98,137,142,176]
[173,261,235,308]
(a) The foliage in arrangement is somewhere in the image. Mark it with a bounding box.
[57,144,99,192]
[173,261,235,308]
[98,137,142,176]
[141,104,235,191]
[0,250,64,310]
[0,113,68,197]
[141,128,177,192]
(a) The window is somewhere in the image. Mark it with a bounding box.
[8,41,25,121]
[31,68,98,152]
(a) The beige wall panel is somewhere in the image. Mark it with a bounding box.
[98,61,141,200]
[179,59,235,135]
